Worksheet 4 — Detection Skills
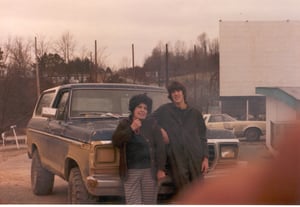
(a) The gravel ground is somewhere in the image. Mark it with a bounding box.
[0,144,28,163]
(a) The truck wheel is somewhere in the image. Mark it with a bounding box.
[245,128,260,141]
[68,167,97,204]
[31,150,54,195]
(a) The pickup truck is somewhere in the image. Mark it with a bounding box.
[26,83,240,203]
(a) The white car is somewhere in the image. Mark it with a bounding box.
[203,113,266,141]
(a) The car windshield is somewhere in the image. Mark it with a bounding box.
[70,88,169,118]
[223,114,237,121]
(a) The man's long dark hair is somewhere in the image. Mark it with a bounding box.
[167,81,187,102]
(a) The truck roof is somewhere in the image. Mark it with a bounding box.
[43,83,167,93]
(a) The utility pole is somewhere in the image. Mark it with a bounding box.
[194,45,197,105]
[132,43,135,83]
[94,40,97,82]
[95,40,98,67]
[34,37,40,97]
[158,47,162,86]
[165,44,169,88]
[66,42,69,63]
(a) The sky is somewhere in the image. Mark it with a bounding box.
[1,0,300,68]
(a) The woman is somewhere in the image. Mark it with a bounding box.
[112,94,166,204]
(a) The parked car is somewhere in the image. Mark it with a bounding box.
[205,128,240,177]
[206,128,236,139]
[26,83,241,203]
[203,113,266,141]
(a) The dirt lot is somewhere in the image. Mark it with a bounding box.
[0,140,271,204]
[0,144,68,204]
[0,145,27,162]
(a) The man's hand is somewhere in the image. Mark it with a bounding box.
[161,128,169,144]
[201,157,209,173]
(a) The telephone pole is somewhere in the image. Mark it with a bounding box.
[132,43,135,83]
[194,45,197,105]
[95,40,98,67]
[165,44,169,88]
[34,37,40,97]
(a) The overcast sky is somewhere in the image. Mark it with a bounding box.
[1,0,300,68]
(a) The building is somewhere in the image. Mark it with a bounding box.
[220,20,300,154]
[219,20,300,120]
[256,87,300,154]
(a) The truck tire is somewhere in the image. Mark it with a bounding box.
[245,128,260,141]
[68,167,97,204]
[31,150,54,195]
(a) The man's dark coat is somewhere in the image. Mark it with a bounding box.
[151,103,208,190]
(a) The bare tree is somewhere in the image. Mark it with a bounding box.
[35,34,51,57]
[208,38,219,55]
[4,37,33,74]
[79,45,90,60]
[173,40,187,76]
[0,47,4,68]
[119,56,131,69]
[55,31,76,63]
[174,40,187,57]
[1,38,12,65]
[0,36,36,133]
[96,45,109,69]
[197,33,208,56]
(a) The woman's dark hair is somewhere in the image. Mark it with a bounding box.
[129,93,153,113]
[167,81,187,102]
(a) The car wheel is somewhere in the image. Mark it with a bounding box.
[68,167,97,204]
[31,150,54,195]
[245,128,260,141]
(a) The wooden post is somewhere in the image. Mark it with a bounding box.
[165,44,169,88]
[34,37,40,97]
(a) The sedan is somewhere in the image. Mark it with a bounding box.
[203,113,266,141]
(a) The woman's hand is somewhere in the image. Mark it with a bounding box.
[157,170,166,180]
[130,118,142,133]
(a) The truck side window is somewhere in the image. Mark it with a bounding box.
[35,91,55,116]
[56,91,70,120]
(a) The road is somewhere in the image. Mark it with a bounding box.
[238,137,272,162]
[0,140,271,204]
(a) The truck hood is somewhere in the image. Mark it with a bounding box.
[63,119,120,142]
[64,119,241,143]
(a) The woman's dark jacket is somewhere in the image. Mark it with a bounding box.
[112,116,166,181]
[151,103,208,188]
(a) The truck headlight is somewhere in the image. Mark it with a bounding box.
[95,146,116,163]
[220,144,238,159]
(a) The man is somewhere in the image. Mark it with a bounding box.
[151,81,208,193]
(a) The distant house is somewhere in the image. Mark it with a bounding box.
[256,87,300,154]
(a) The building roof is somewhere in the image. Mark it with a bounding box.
[256,87,300,109]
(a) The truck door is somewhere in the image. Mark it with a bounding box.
[46,90,70,175]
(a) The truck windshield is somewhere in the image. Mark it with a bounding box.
[70,89,169,118]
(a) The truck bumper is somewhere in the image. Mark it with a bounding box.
[86,175,123,196]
